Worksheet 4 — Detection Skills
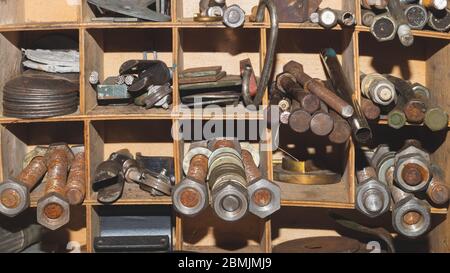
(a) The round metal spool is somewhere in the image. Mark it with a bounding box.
[273,236,361,253]
[5,76,78,95]
[3,106,78,119]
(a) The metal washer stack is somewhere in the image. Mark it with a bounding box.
[3,72,79,119]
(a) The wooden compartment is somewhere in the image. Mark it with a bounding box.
[0,121,84,207]
[88,120,174,205]
[0,29,81,119]
[0,0,80,27]
[89,205,173,253]
[84,28,174,117]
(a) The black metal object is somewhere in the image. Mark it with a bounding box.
[94,235,169,252]
[119,60,171,94]
[320,48,372,144]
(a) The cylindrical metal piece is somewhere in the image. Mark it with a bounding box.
[318,8,338,28]
[428,8,450,32]
[360,73,397,106]
[386,75,427,124]
[65,152,86,205]
[0,156,47,217]
[371,13,397,42]
[362,9,376,27]
[405,4,428,29]
[388,0,414,46]
[424,107,449,132]
[427,165,449,205]
[283,61,354,119]
[310,102,334,137]
[241,149,262,183]
[387,95,408,129]
[361,97,381,120]
[356,167,391,218]
[328,110,352,144]
[320,48,372,144]
[336,10,356,26]
[223,5,246,28]
[208,140,248,222]
[288,100,312,134]
[276,72,320,114]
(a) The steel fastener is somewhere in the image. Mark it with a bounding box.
[356,167,391,218]
[65,151,86,205]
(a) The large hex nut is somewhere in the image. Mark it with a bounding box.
[0,178,30,217]
[172,178,209,217]
[356,179,391,218]
[212,183,248,222]
[371,14,397,42]
[392,196,431,239]
[394,146,431,192]
[247,179,281,219]
[37,193,70,230]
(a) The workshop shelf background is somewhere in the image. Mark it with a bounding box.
[0,0,449,253]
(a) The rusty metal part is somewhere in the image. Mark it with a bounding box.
[276,72,320,114]
[242,0,278,107]
[321,48,372,144]
[289,100,312,133]
[360,73,397,106]
[361,0,390,9]
[37,144,74,230]
[361,97,381,120]
[65,152,86,205]
[371,13,397,42]
[0,156,47,217]
[273,0,322,23]
[273,236,361,253]
[240,59,258,97]
[428,8,450,31]
[394,142,431,193]
[330,212,396,253]
[283,61,354,119]
[386,75,427,124]
[370,145,396,185]
[328,110,352,144]
[427,165,449,205]
[362,9,376,26]
[356,167,391,218]
[387,95,407,129]
[310,103,334,137]
[242,149,280,219]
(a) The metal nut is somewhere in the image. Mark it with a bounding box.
[36,193,70,230]
[392,196,431,238]
[395,146,431,192]
[356,178,391,218]
[212,182,248,222]
[0,178,30,217]
[247,178,280,219]
[172,178,209,217]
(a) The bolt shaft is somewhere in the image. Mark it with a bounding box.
[187,154,209,183]
[65,152,86,205]
[17,156,47,190]
[45,148,71,196]
[241,149,262,183]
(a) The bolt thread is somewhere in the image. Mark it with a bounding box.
[17,156,47,190]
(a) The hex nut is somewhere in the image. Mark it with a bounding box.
[172,178,209,217]
[356,178,391,218]
[212,183,248,222]
[37,193,70,230]
[395,146,431,192]
[371,14,397,42]
[247,179,281,219]
[392,196,431,239]
[0,178,30,217]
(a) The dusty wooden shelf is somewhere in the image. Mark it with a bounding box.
[87,105,175,120]
[377,118,450,128]
[356,25,450,40]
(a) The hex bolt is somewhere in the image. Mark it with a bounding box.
[37,144,74,230]
[362,9,376,27]
[89,71,99,85]
[207,139,249,222]
[356,167,391,218]
[428,8,450,32]
[388,0,415,46]
[336,10,356,27]
[288,100,312,134]
[65,152,86,205]
[387,96,408,129]
[370,145,397,185]
[318,8,338,29]
[173,141,211,217]
[0,156,47,217]
[283,61,354,119]
[310,102,334,137]
[391,185,431,238]
[360,73,397,106]
[276,72,320,114]
[328,110,352,144]
[361,97,381,120]
[371,13,397,42]
[424,107,449,132]
[394,140,431,193]
[223,5,246,28]
[362,0,390,9]
[242,149,280,219]
[426,165,449,205]
[404,4,429,29]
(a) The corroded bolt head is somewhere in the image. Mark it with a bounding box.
[46,143,75,167]
[37,193,70,230]
[403,211,422,226]
[283,61,304,77]
[172,178,209,217]
[401,163,425,186]
[180,188,201,208]
[247,179,281,219]
[0,179,30,217]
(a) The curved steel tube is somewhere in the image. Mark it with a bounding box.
[242,0,278,107]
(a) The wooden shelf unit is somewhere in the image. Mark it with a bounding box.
[0,0,448,253]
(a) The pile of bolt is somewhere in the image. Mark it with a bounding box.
[357,139,449,238]
[362,0,450,47]
[90,59,173,110]
[3,49,80,119]
[87,0,171,22]
[0,144,85,231]
[173,139,281,221]
[93,150,174,204]
[194,0,247,28]
[360,73,448,131]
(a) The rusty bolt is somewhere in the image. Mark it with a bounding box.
[283,61,354,119]
[328,110,352,144]
[65,152,86,205]
[289,100,312,133]
[361,98,381,121]
[174,143,211,217]
[0,156,47,217]
[242,149,280,219]
[310,107,334,137]
[426,165,449,205]
[394,143,431,193]
[37,143,73,230]
[276,72,320,114]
